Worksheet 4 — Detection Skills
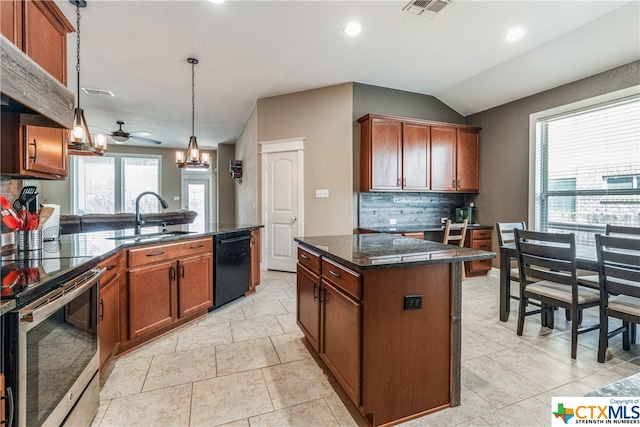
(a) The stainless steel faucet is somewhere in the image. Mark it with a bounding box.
[134,191,169,234]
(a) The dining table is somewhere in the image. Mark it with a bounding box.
[498,243,599,322]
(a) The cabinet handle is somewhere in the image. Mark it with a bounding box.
[4,386,14,427]
[397,178,401,187]
[28,139,37,162]
[190,244,204,249]
[181,264,185,279]
[99,299,104,321]
[313,283,318,301]
[329,270,341,278]
[170,266,176,281]
[146,251,165,257]
[300,253,309,260]
[402,178,406,187]
[106,264,117,271]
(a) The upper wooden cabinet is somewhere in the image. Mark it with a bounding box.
[358,114,481,193]
[0,0,73,180]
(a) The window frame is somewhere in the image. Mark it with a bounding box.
[528,85,640,257]
[71,152,163,215]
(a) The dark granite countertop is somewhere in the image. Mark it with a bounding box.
[0,299,16,316]
[585,373,640,397]
[359,224,494,234]
[295,233,496,271]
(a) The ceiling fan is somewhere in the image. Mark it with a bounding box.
[107,121,162,145]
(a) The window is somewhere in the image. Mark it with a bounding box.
[72,154,162,215]
[533,89,640,258]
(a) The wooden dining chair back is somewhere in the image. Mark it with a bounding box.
[514,229,600,359]
[606,225,640,238]
[595,234,640,363]
[443,219,468,247]
[443,219,468,280]
[496,221,526,247]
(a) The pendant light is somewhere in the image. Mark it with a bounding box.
[176,58,210,169]
[67,0,106,156]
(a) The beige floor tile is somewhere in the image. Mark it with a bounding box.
[241,298,288,319]
[176,322,233,352]
[276,312,300,334]
[100,356,152,400]
[99,383,192,427]
[190,369,274,426]
[279,295,297,313]
[461,334,501,361]
[142,346,217,392]
[262,359,335,410]
[248,399,340,427]
[461,355,546,408]
[215,420,250,427]
[198,301,246,326]
[323,393,359,427]
[216,337,280,376]
[231,315,285,342]
[118,332,178,360]
[270,333,311,364]
[479,396,550,427]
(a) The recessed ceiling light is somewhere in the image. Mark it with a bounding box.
[505,27,525,42]
[344,21,361,37]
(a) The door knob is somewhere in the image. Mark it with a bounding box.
[291,216,297,222]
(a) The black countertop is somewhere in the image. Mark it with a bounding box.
[1,223,262,310]
[359,223,493,234]
[295,233,495,271]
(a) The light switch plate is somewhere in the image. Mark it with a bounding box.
[173,196,180,201]
[316,189,329,198]
[390,219,397,225]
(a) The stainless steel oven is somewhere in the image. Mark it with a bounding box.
[6,267,104,427]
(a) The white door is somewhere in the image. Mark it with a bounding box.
[261,138,305,272]
[181,172,214,225]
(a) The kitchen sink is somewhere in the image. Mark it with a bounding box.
[106,230,196,241]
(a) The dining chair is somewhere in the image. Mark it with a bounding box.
[514,229,600,359]
[579,225,640,291]
[443,219,468,280]
[595,233,640,363]
[496,221,526,299]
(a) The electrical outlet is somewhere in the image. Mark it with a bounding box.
[390,218,397,225]
[403,295,423,310]
[315,189,329,198]
[441,217,448,224]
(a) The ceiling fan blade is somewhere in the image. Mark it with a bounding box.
[130,135,162,145]
[128,131,152,137]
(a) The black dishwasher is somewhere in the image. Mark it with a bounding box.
[211,231,252,309]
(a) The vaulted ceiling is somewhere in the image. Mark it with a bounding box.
[54,0,640,149]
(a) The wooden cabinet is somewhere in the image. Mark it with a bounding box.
[359,114,480,193]
[464,228,493,276]
[246,228,261,295]
[297,245,453,426]
[98,253,121,372]
[0,0,72,180]
[359,116,430,192]
[124,238,213,346]
[320,259,361,405]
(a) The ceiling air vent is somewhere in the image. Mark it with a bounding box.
[82,87,114,97]
[403,0,451,17]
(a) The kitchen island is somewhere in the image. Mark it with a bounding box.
[295,233,495,427]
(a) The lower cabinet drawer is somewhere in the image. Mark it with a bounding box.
[321,258,360,300]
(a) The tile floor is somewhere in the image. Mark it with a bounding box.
[91,270,640,427]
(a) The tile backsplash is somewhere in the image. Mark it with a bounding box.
[359,192,469,227]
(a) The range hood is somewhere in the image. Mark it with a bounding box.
[1,35,74,129]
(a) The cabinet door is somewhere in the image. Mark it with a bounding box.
[178,253,213,317]
[24,126,68,178]
[369,118,402,191]
[402,123,430,191]
[128,261,176,339]
[0,0,22,47]
[24,0,71,83]
[296,263,321,352]
[249,229,261,292]
[321,280,361,405]
[456,129,480,192]
[99,273,120,372]
[430,126,457,191]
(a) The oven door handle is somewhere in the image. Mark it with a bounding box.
[20,268,105,324]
